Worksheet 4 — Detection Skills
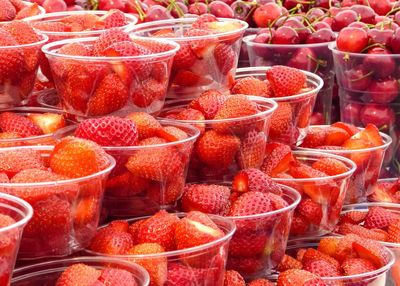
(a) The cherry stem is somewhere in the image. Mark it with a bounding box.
[360,43,386,53]
[349,71,374,82]
[385,6,400,17]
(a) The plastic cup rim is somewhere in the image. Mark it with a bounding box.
[328,42,398,58]
[243,34,336,48]
[0,192,33,234]
[0,33,48,50]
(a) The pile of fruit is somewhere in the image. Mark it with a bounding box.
[0,0,43,21]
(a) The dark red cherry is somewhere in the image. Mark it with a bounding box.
[337,27,368,53]
[341,101,362,125]
[360,105,395,129]
[368,79,399,104]
[313,21,331,31]
[395,11,400,26]
[306,28,335,44]
[331,10,358,31]
[286,48,318,72]
[350,5,376,24]
[363,47,395,79]
[369,0,391,16]
[307,8,325,23]
[348,22,369,30]
[282,18,310,43]
[390,28,400,53]
[272,26,300,44]
[367,28,394,46]
[342,65,372,91]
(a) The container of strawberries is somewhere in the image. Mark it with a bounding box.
[12,256,150,286]
[0,137,115,259]
[85,211,236,286]
[130,14,248,98]
[42,30,180,117]
[0,0,44,22]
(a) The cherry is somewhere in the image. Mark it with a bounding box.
[209,1,234,18]
[286,48,318,72]
[395,11,400,26]
[336,27,368,53]
[307,8,325,23]
[390,28,400,53]
[252,2,283,28]
[375,21,399,31]
[253,32,274,57]
[171,2,188,18]
[329,7,343,17]
[67,5,83,11]
[341,101,362,125]
[310,112,324,125]
[321,17,333,27]
[188,2,207,15]
[98,0,126,10]
[314,0,339,9]
[231,1,252,22]
[306,28,335,44]
[360,105,395,129]
[363,47,395,79]
[282,18,310,43]
[145,5,173,22]
[331,10,358,31]
[342,65,372,91]
[348,22,369,30]
[272,26,300,44]
[42,0,67,12]
[313,21,331,31]
[368,79,399,104]
[367,28,394,46]
[369,0,392,16]
[350,5,376,24]
[284,0,309,11]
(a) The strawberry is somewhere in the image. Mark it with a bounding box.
[223,270,245,286]
[237,130,267,169]
[317,237,340,258]
[248,279,275,286]
[214,43,235,75]
[33,21,71,33]
[352,238,391,268]
[301,127,327,148]
[331,122,359,136]
[175,211,224,250]
[226,256,264,277]
[311,158,348,176]
[75,116,138,147]
[136,210,179,251]
[297,198,323,225]
[229,231,268,257]
[302,248,341,271]
[2,20,41,46]
[97,268,138,286]
[342,138,374,166]
[98,9,128,29]
[74,197,99,229]
[0,173,9,183]
[27,113,66,134]
[195,130,240,169]
[0,0,16,21]
[166,263,213,286]
[11,168,64,183]
[15,3,41,19]
[158,126,188,142]
[266,66,306,97]
[0,148,45,177]
[0,214,15,228]
[128,219,147,244]
[351,124,384,147]
[324,126,350,146]
[58,42,92,57]
[60,14,99,31]
[127,243,167,286]
[184,28,215,57]
[108,220,129,233]
[338,223,388,241]
[191,14,218,29]
[131,77,166,108]
[168,108,205,121]
[87,73,129,116]
[9,0,26,11]
[277,269,326,286]
[172,43,197,70]
[125,143,184,182]
[172,69,203,87]
[303,259,341,277]
[342,258,377,276]
[181,184,231,215]
[290,213,309,235]
[339,211,367,225]
[268,102,293,139]
[228,191,273,216]
[214,94,258,120]
[89,227,134,255]
[231,77,272,97]
[125,112,162,140]
[93,28,131,56]
[188,89,226,119]
[0,112,43,137]
[232,168,282,195]
[50,137,110,178]
[387,220,400,243]
[55,264,100,286]
[277,254,303,272]
[364,206,400,229]
[261,142,294,176]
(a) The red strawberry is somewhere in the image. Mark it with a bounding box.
[231,77,272,97]
[0,148,45,177]
[60,14,99,31]
[338,223,388,241]
[351,124,384,147]
[55,264,100,286]
[181,184,231,215]
[277,254,303,272]
[9,0,25,11]
[125,112,162,140]
[237,130,267,169]
[266,66,306,97]
[106,172,150,197]
[331,122,359,136]
[127,243,167,286]
[175,211,224,250]
[2,20,41,45]
[352,238,391,268]
[0,112,43,137]
[136,210,179,251]
[324,126,351,146]
[172,69,203,87]
[33,21,71,33]
[248,279,275,286]
[339,211,367,225]
[172,43,197,70]
[229,231,268,257]
[214,94,258,120]
[87,73,129,116]
[74,197,100,230]
[191,14,218,29]
[290,213,309,235]
[277,269,326,286]
[131,77,166,108]
[232,168,282,195]
[223,270,245,286]
[364,206,400,229]
[301,127,327,148]
[387,220,400,243]
[261,142,294,176]
[302,248,341,271]
[11,168,64,183]
[50,137,110,178]
[0,0,16,21]
[311,158,348,176]
[297,198,323,225]
[166,263,212,286]
[15,3,41,19]
[168,108,205,121]
[188,89,226,119]
[214,43,235,75]
[98,9,128,29]
[97,268,138,286]
[317,237,340,258]
[75,116,138,147]
[93,28,131,56]
[158,126,188,142]
[184,28,215,57]
[303,259,341,277]
[89,227,134,255]
[342,258,377,276]
[268,102,293,139]
[0,173,9,183]
[108,220,129,233]
[195,130,240,169]
[58,42,92,57]
[228,191,273,216]
[27,113,66,134]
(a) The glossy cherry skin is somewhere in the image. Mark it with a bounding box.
[350,5,376,24]
[360,105,396,129]
[287,48,318,72]
[337,27,368,53]
[331,10,358,31]
[368,28,394,46]
[272,26,300,44]
[363,47,395,79]
[306,28,335,44]
[368,79,399,104]
[342,65,372,91]
[390,28,400,53]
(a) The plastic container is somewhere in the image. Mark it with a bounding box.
[0,33,48,108]
[85,213,236,286]
[0,146,116,259]
[42,37,180,117]
[0,193,33,285]
[238,28,258,68]
[235,67,324,146]
[0,1,45,23]
[159,96,278,182]
[55,121,200,218]
[297,125,392,204]
[244,34,336,124]
[271,150,357,237]
[226,184,301,280]
[130,18,248,98]
[36,89,60,110]
[11,256,150,286]
[0,107,74,147]
[269,236,396,286]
